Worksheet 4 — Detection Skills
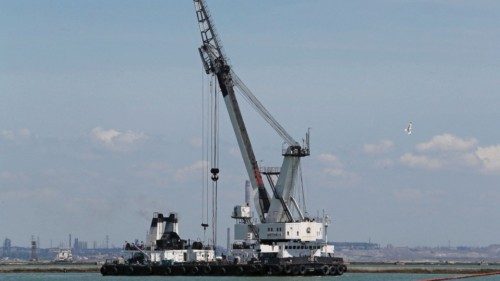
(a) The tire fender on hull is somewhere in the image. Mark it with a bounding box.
[219,267,226,275]
[319,265,329,275]
[299,265,307,275]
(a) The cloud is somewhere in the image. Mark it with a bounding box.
[400,133,500,173]
[393,188,423,201]
[475,145,500,172]
[363,140,394,155]
[393,188,445,203]
[374,158,395,169]
[416,134,477,152]
[323,168,349,177]
[1,130,15,140]
[174,160,208,182]
[317,153,356,179]
[400,153,442,170]
[460,152,481,167]
[18,128,31,138]
[317,153,342,165]
[0,171,29,182]
[134,161,172,186]
[1,186,58,201]
[90,127,146,151]
[1,128,31,141]
[189,137,202,148]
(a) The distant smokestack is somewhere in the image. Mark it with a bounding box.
[244,180,252,206]
[226,227,230,251]
[30,235,37,261]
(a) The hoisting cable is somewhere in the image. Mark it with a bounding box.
[205,78,210,234]
[215,77,220,249]
[200,66,209,242]
[209,75,214,246]
[209,74,220,249]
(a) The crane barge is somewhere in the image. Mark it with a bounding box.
[100,0,346,276]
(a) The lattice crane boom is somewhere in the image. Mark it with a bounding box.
[194,0,310,224]
[195,0,270,222]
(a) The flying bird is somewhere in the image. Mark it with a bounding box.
[405,122,413,135]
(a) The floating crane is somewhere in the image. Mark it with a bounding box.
[100,1,347,276]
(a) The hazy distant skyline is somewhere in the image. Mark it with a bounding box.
[1,1,499,248]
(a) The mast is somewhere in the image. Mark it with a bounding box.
[194,0,270,222]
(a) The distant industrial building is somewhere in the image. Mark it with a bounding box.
[332,241,381,250]
[2,238,11,257]
[73,238,88,254]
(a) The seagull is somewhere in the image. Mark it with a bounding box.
[405,122,413,135]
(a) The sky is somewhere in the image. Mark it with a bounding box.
[1,0,499,248]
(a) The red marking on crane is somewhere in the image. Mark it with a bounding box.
[419,271,500,281]
[254,169,264,186]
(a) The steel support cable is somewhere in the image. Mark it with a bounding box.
[231,70,298,146]
[231,71,292,143]
[299,163,307,214]
[232,78,289,143]
[234,87,289,144]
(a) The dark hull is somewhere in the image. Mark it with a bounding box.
[101,259,347,276]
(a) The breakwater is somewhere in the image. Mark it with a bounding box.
[0,262,99,273]
[348,262,500,274]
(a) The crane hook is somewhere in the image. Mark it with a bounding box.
[210,168,219,181]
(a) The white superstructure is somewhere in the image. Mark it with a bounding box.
[55,249,73,262]
[231,180,335,262]
[126,212,215,264]
[147,248,215,263]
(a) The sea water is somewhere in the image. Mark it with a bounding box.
[1,273,500,281]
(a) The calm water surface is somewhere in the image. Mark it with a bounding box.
[1,273,500,281]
